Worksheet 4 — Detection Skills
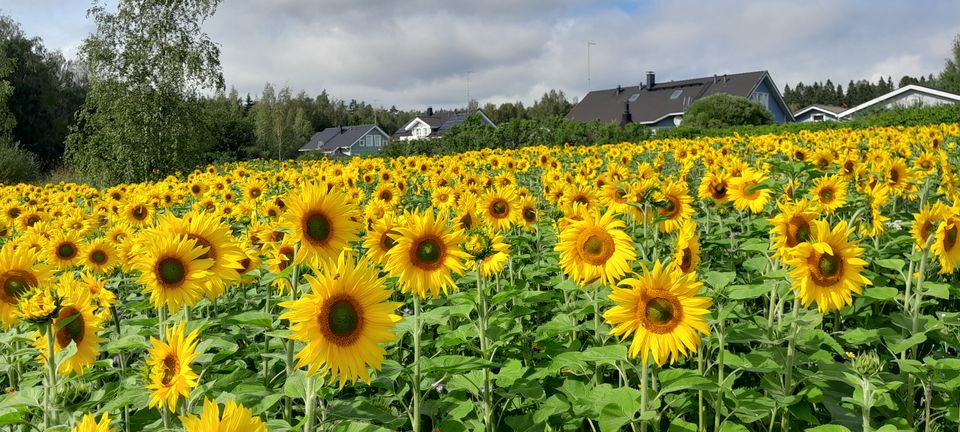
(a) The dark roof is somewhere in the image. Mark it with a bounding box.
[299,124,379,152]
[392,109,494,139]
[796,104,846,116]
[566,70,781,124]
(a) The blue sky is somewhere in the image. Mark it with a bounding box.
[2,0,959,110]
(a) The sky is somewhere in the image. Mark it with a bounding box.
[2,0,959,111]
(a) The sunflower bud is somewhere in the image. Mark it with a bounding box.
[853,351,882,377]
[17,287,60,325]
[463,229,493,260]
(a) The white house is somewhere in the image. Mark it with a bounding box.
[793,104,845,122]
[837,84,960,119]
[392,107,496,141]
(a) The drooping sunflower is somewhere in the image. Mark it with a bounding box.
[473,232,510,278]
[784,220,871,313]
[279,253,402,388]
[33,275,104,376]
[68,413,114,432]
[932,210,960,274]
[180,398,267,432]
[81,238,119,274]
[519,196,538,228]
[43,230,84,270]
[655,179,693,233]
[364,216,400,265]
[384,210,470,298]
[555,209,636,287]
[673,220,700,274]
[768,198,820,259]
[146,321,201,412]
[264,239,296,295]
[480,187,521,232]
[0,245,53,327]
[282,183,361,269]
[912,201,949,249]
[810,175,848,214]
[133,235,214,312]
[604,260,712,366]
[728,167,771,214]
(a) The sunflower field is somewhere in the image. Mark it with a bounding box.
[1,124,960,432]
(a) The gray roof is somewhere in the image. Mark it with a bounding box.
[796,104,846,116]
[567,70,786,124]
[299,124,382,152]
[392,109,494,139]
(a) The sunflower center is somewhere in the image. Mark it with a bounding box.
[90,250,108,264]
[161,354,179,385]
[642,292,683,334]
[490,199,509,218]
[2,271,36,302]
[786,216,811,247]
[380,230,398,251]
[522,207,537,223]
[414,238,444,268]
[304,212,332,245]
[131,205,148,221]
[26,214,40,227]
[55,306,85,348]
[741,181,760,199]
[680,248,693,272]
[843,161,854,173]
[889,168,900,183]
[579,230,615,266]
[327,299,360,337]
[459,213,475,230]
[711,183,727,199]
[659,197,680,218]
[920,221,933,241]
[573,195,589,205]
[820,187,835,203]
[57,242,78,260]
[817,253,842,279]
[945,226,958,251]
[157,258,187,286]
[646,298,674,325]
[250,188,261,198]
[277,246,294,271]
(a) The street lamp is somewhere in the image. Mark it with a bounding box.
[587,42,597,91]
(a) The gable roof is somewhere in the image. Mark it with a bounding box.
[567,70,793,125]
[393,109,496,139]
[794,104,846,117]
[299,124,387,152]
[837,84,960,118]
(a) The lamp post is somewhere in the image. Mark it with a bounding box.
[587,41,597,91]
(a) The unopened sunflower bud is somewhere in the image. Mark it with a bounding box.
[853,351,882,377]
[18,287,60,324]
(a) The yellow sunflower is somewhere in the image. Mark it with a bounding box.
[146,321,201,412]
[784,220,871,313]
[0,245,53,327]
[43,230,84,270]
[475,233,510,278]
[768,198,820,259]
[180,398,267,432]
[932,211,960,274]
[81,238,119,274]
[122,200,153,227]
[912,201,949,249]
[282,183,361,269]
[519,196,538,228]
[673,220,700,274]
[279,253,402,388]
[604,260,712,366]
[384,210,470,298]
[480,187,521,232]
[555,209,636,287]
[364,216,400,265]
[68,413,114,432]
[697,171,731,204]
[810,175,848,214]
[152,212,246,299]
[728,167,771,214]
[33,275,104,376]
[133,235,214,312]
[655,179,694,233]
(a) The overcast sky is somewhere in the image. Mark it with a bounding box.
[2,0,959,110]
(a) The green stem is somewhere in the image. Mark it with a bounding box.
[158,306,170,430]
[781,296,801,432]
[264,277,272,388]
[476,266,494,431]
[412,295,423,432]
[640,358,649,432]
[43,323,57,429]
[284,258,301,424]
[698,348,705,432]
[304,375,316,432]
[861,377,872,432]
[111,306,130,432]
[715,315,726,431]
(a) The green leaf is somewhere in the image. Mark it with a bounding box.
[704,271,737,292]
[840,328,880,345]
[224,311,275,328]
[330,422,394,432]
[924,282,950,299]
[667,419,698,432]
[595,386,642,431]
[283,370,306,400]
[104,334,148,354]
[886,333,927,354]
[804,426,852,432]
[658,369,717,394]
[422,355,496,374]
[874,259,906,273]
[861,286,899,301]
[728,284,770,300]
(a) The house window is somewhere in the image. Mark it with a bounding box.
[749,91,769,107]
[812,113,825,122]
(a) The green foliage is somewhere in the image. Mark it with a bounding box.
[681,94,774,129]
[64,0,224,186]
[939,34,960,94]
[0,142,40,184]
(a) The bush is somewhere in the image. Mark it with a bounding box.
[680,93,774,129]
[0,142,40,184]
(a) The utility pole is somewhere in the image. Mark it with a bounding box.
[466,71,473,109]
[587,42,597,91]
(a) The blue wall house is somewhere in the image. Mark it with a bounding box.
[298,124,390,157]
[566,70,794,129]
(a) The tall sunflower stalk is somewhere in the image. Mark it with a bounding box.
[475,262,495,431]
[44,321,58,429]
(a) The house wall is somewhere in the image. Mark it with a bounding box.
[750,80,790,123]
[873,91,958,111]
[351,131,388,155]
[795,111,839,122]
[648,115,682,129]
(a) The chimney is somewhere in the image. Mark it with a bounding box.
[645,71,655,90]
[426,106,434,117]
[616,85,623,94]
[620,101,632,128]
[340,126,346,134]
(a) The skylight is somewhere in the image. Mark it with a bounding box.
[670,89,683,100]
[628,93,640,102]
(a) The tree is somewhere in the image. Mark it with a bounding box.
[528,90,572,119]
[65,0,224,185]
[0,53,40,183]
[680,93,773,129]
[938,34,960,94]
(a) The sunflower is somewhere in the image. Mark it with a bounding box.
[784,220,871,313]
[519,196,538,228]
[697,171,731,204]
[282,183,361,270]
[912,201,949,249]
[243,180,267,202]
[810,175,847,214]
[601,183,632,215]
[279,253,402,388]
[604,260,711,366]
[33,275,104,376]
[133,235,214,312]
[152,212,246,299]
[480,187,521,232]
[932,210,960,274]
[555,209,636,287]
[655,179,693,233]
[431,186,457,210]
[384,210,470,298]
[372,183,400,206]
[122,200,153,227]
[68,413,114,432]
[0,245,53,327]
[43,230,84,270]
[81,238,119,274]
[475,233,510,278]
[146,321,201,412]
[180,398,267,432]
[728,167,771,214]
[364,216,400,265]
[264,240,296,295]
[561,183,600,212]
[674,220,700,274]
[768,198,820,259]
[453,195,480,231]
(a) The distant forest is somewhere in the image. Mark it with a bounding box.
[782,74,941,111]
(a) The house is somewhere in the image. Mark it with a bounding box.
[566,70,794,129]
[392,107,496,141]
[298,124,390,157]
[836,84,960,119]
[794,104,845,122]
